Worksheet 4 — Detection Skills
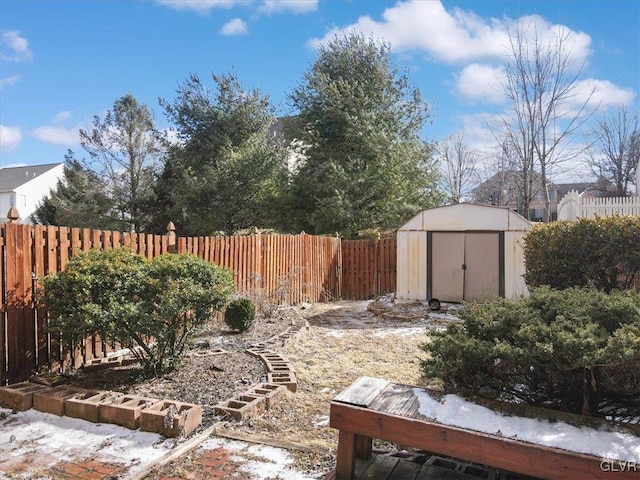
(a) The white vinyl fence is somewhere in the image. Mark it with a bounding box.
[558,191,640,221]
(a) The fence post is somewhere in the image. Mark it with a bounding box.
[557,190,581,221]
[7,207,20,224]
[166,221,176,253]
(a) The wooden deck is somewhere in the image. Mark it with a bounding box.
[325,451,537,480]
[330,377,639,480]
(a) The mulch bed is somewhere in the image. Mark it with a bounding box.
[66,307,300,431]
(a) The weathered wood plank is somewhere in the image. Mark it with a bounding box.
[334,376,392,408]
[387,457,422,480]
[362,455,400,480]
[368,383,418,417]
[331,401,630,480]
[415,464,458,480]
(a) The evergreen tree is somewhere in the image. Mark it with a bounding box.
[286,33,442,237]
[34,153,121,229]
[152,72,287,235]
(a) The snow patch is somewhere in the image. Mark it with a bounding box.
[0,408,173,474]
[201,437,319,479]
[371,327,427,337]
[412,390,640,462]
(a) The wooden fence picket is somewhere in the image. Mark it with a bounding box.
[0,223,396,384]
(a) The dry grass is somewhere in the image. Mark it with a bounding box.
[220,299,443,474]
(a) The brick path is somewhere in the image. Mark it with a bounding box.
[146,446,251,480]
[1,445,253,480]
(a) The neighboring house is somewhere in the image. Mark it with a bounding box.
[473,171,548,220]
[268,116,307,173]
[473,171,612,221]
[0,163,65,223]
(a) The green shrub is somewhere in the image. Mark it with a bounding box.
[41,248,147,345]
[421,286,640,416]
[523,216,640,291]
[42,249,236,376]
[224,297,255,332]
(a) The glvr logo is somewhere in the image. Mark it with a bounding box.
[600,460,638,472]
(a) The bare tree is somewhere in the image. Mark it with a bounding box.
[498,21,596,221]
[80,94,166,232]
[587,107,639,196]
[474,140,542,218]
[439,132,479,204]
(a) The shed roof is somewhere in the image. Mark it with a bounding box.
[0,163,63,192]
[398,203,532,232]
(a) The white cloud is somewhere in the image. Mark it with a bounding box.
[32,126,79,146]
[220,18,248,36]
[455,63,506,105]
[258,0,317,14]
[157,0,317,15]
[510,15,592,72]
[155,0,242,13]
[163,128,183,146]
[574,78,636,109]
[1,30,33,62]
[0,125,22,151]
[0,74,21,89]
[53,110,72,122]
[1,162,27,168]
[459,113,502,151]
[309,1,508,62]
[309,1,591,68]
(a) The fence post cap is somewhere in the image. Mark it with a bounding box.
[166,221,176,233]
[7,206,20,223]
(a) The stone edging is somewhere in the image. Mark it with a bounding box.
[0,383,202,438]
[213,320,309,421]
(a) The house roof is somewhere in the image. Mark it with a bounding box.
[0,163,63,192]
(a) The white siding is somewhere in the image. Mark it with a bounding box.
[0,192,14,220]
[3,164,64,222]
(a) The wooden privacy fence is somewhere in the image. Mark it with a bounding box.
[341,238,396,300]
[0,222,397,384]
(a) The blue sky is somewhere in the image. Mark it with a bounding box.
[1,0,638,182]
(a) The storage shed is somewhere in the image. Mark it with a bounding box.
[396,204,532,303]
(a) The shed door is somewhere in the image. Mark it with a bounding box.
[431,233,465,302]
[464,233,500,302]
[430,232,500,302]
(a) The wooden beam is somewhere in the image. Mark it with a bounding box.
[330,402,634,480]
[336,429,357,480]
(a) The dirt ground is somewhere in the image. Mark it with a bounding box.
[143,296,461,477]
[6,296,463,479]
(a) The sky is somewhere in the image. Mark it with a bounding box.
[1,0,639,182]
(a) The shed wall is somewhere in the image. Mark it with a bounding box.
[397,205,531,302]
[504,231,529,299]
[396,230,428,301]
